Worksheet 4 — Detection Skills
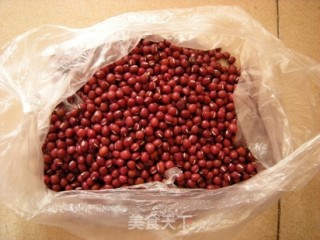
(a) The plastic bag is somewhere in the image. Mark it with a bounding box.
[0,6,320,240]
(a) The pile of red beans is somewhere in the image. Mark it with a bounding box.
[43,39,257,191]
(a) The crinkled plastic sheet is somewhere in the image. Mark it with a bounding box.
[0,6,320,240]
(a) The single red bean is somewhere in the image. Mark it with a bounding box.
[145,143,155,153]
[119,150,130,160]
[50,175,60,184]
[165,160,175,169]
[246,163,256,173]
[98,146,109,157]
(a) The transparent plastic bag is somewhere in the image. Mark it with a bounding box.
[0,6,320,240]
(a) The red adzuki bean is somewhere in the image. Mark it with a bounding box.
[43,39,257,191]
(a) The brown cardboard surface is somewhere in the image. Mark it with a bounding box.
[278,1,320,240]
[279,0,320,62]
[0,0,277,48]
[0,1,318,240]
